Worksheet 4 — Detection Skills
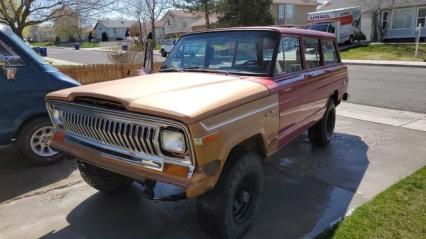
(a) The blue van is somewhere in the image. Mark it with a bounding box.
[0,24,79,165]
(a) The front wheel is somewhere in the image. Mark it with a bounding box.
[78,161,134,193]
[17,117,64,166]
[308,100,336,146]
[196,151,264,239]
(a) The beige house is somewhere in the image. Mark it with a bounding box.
[190,14,219,31]
[271,0,317,26]
[161,10,202,38]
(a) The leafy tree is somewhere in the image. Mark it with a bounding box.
[175,0,218,28]
[218,0,273,27]
[54,36,61,45]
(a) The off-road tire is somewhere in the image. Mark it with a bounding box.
[196,150,264,239]
[17,116,64,166]
[308,100,336,146]
[78,161,134,193]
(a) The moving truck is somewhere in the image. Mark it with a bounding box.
[308,7,361,44]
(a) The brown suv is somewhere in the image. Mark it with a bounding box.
[46,27,348,238]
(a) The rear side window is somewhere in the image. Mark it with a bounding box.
[303,38,320,69]
[275,36,302,74]
[322,40,339,65]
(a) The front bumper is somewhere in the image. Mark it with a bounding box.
[50,131,217,198]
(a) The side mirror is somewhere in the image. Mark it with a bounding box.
[0,56,18,80]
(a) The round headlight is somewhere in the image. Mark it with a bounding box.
[160,129,186,155]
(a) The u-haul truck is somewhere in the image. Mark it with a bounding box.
[308,7,361,44]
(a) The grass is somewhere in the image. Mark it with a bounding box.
[318,166,426,239]
[30,42,53,47]
[79,41,99,48]
[341,44,426,61]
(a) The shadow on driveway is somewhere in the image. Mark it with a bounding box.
[0,144,77,203]
[39,132,369,239]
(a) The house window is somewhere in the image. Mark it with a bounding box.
[113,28,117,33]
[286,4,295,18]
[382,11,390,30]
[278,4,285,19]
[392,8,414,29]
[418,7,426,27]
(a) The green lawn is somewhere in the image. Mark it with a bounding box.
[80,41,99,48]
[31,42,53,47]
[318,166,426,239]
[341,44,426,61]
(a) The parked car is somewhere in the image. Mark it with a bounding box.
[160,38,178,57]
[0,24,79,165]
[46,27,348,238]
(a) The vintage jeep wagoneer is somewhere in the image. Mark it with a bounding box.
[46,27,348,238]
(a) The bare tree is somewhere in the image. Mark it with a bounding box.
[0,0,116,38]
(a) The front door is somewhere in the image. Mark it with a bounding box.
[0,36,46,143]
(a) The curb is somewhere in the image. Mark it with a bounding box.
[342,60,426,68]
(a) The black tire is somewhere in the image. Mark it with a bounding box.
[196,150,264,239]
[161,49,167,57]
[308,100,336,146]
[17,116,64,166]
[78,161,134,193]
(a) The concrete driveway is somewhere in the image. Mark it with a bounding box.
[0,112,425,239]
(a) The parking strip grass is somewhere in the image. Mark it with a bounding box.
[318,166,426,239]
[341,44,426,61]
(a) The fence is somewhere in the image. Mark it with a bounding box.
[57,63,162,85]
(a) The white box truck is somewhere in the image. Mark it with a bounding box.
[307,7,361,45]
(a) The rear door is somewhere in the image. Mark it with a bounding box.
[0,36,46,142]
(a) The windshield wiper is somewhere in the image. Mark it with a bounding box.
[183,67,229,75]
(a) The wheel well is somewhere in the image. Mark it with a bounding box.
[223,134,265,167]
[15,113,49,139]
[331,90,339,105]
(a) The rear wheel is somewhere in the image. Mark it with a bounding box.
[78,161,134,193]
[196,150,264,239]
[17,117,64,166]
[308,100,336,146]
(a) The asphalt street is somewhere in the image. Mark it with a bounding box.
[1,116,425,239]
[347,65,426,113]
[46,47,165,65]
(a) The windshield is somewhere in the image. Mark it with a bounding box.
[309,24,335,33]
[161,31,278,75]
[2,27,47,65]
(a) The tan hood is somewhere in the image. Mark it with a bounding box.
[47,72,270,124]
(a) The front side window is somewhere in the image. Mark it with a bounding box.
[392,8,414,29]
[162,31,278,75]
[0,39,25,66]
[303,38,320,69]
[322,40,338,65]
[275,36,302,74]
[418,8,426,27]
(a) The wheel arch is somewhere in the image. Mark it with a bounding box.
[15,113,50,139]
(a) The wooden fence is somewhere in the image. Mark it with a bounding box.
[57,63,162,85]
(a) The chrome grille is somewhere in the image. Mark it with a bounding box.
[61,109,160,156]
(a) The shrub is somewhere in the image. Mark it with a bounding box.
[107,43,145,64]
[353,31,367,42]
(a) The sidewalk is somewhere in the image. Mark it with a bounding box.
[342,59,426,68]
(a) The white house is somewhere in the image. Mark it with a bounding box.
[94,20,137,41]
[319,0,426,41]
